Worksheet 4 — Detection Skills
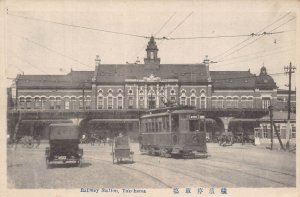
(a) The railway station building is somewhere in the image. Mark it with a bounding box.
[8,36,295,141]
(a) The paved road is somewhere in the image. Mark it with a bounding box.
[7,143,296,189]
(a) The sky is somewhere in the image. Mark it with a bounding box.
[4,0,299,89]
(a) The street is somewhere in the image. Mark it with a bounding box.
[7,143,296,189]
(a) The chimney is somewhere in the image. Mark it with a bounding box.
[95,55,101,69]
[203,55,211,82]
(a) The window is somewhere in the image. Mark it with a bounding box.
[128,96,134,109]
[64,98,70,110]
[200,96,206,109]
[26,97,32,109]
[139,90,144,94]
[292,125,296,138]
[41,97,46,109]
[190,97,196,106]
[189,119,200,132]
[107,97,113,109]
[180,97,186,105]
[233,97,239,108]
[128,89,133,94]
[170,96,176,102]
[19,97,25,109]
[262,97,270,109]
[85,96,91,109]
[108,89,113,94]
[225,97,232,108]
[97,96,103,109]
[263,125,268,138]
[150,51,154,59]
[70,97,76,110]
[139,96,144,109]
[246,97,253,108]
[79,97,83,109]
[49,97,55,109]
[117,96,123,109]
[56,97,61,109]
[34,97,40,109]
[170,90,175,95]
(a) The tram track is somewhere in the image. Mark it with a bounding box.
[208,158,295,177]
[85,156,173,188]
[191,158,295,187]
[127,153,294,187]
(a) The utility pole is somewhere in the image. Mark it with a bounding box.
[268,105,273,150]
[284,62,296,149]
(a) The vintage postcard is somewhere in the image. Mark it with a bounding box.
[1,0,299,197]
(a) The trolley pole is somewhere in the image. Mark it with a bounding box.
[284,62,296,149]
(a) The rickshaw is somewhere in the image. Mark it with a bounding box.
[111,136,134,164]
[45,123,83,168]
[218,132,233,146]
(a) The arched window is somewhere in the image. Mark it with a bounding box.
[97,96,104,109]
[41,97,46,109]
[49,97,55,110]
[34,97,40,109]
[107,96,113,109]
[200,96,206,109]
[180,96,186,105]
[85,96,91,109]
[190,96,196,106]
[19,97,25,109]
[64,97,70,110]
[56,97,61,109]
[117,96,123,109]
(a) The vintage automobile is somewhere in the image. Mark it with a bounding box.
[45,123,83,168]
[111,135,134,164]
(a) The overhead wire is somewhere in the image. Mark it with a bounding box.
[12,34,93,69]
[213,16,296,63]
[128,12,176,63]
[8,49,49,74]
[7,11,149,39]
[211,12,292,61]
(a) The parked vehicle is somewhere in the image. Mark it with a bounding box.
[45,123,83,168]
[139,106,208,158]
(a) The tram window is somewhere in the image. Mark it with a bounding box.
[152,122,155,132]
[166,118,170,131]
[190,119,200,132]
[145,122,148,133]
[159,122,162,132]
[199,120,205,131]
[171,115,179,132]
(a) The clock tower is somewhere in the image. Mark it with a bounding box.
[144,36,160,65]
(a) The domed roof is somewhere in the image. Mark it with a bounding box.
[255,66,277,90]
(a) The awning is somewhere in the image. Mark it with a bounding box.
[89,119,139,123]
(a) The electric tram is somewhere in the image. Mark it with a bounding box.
[139,106,208,158]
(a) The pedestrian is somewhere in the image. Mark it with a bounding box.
[35,134,41,148]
